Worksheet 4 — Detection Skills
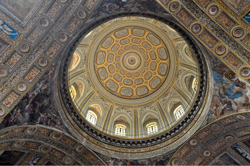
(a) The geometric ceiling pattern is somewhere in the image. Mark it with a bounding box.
[0,0,101,120]
[0,0,250,125]
[157,0,250,85]
[0,125,105,165]
[169,112,250,165]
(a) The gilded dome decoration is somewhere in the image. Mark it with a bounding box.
[60,13,211,159]
[92,26,170,101]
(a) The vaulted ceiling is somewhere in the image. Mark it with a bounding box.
[0,0,250,165]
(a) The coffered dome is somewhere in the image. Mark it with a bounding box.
[59,14,211,159]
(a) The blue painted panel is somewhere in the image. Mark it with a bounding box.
[0,19,18,39]
[244,12,250,23]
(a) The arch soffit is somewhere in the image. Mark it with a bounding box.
[169,112,250,165]
[0,125,105,165]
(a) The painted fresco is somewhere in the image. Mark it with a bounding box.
[26,154,42,165]
[0,19,18,39]
[208,55,250,122]
[0,0,40,21]
[0,63,66,132]
[244,12,250,23]
[92,0,165,18]
[232,144,250,163]
[0,151,27,165]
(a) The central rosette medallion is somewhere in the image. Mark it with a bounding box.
[122,52,142,70]
[86,18,177,107]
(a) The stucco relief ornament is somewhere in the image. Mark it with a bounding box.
[143,105,156,112]
[115,108,132,116]
[225,135,235,142]
[0,108,4,116]
[77,9,87,19]
[191,23,202,34]
[63,156,74,165]
[232,27,244,38]
[190,139,198,146]
[38,58,48,67]
[169,2,180,12]
[39,18,50,28]
[208,5,219,16]
[215,45,226,56]
[17,82,27,92]
[39,145,51,153]
[91,95,109,108]
[0,68,7,77]
[19,43,30,53]
[25,127,37,135]
[203,150,211,157]
[240,67,250,77]
[59,33,68,42]
[13,140,25,148]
